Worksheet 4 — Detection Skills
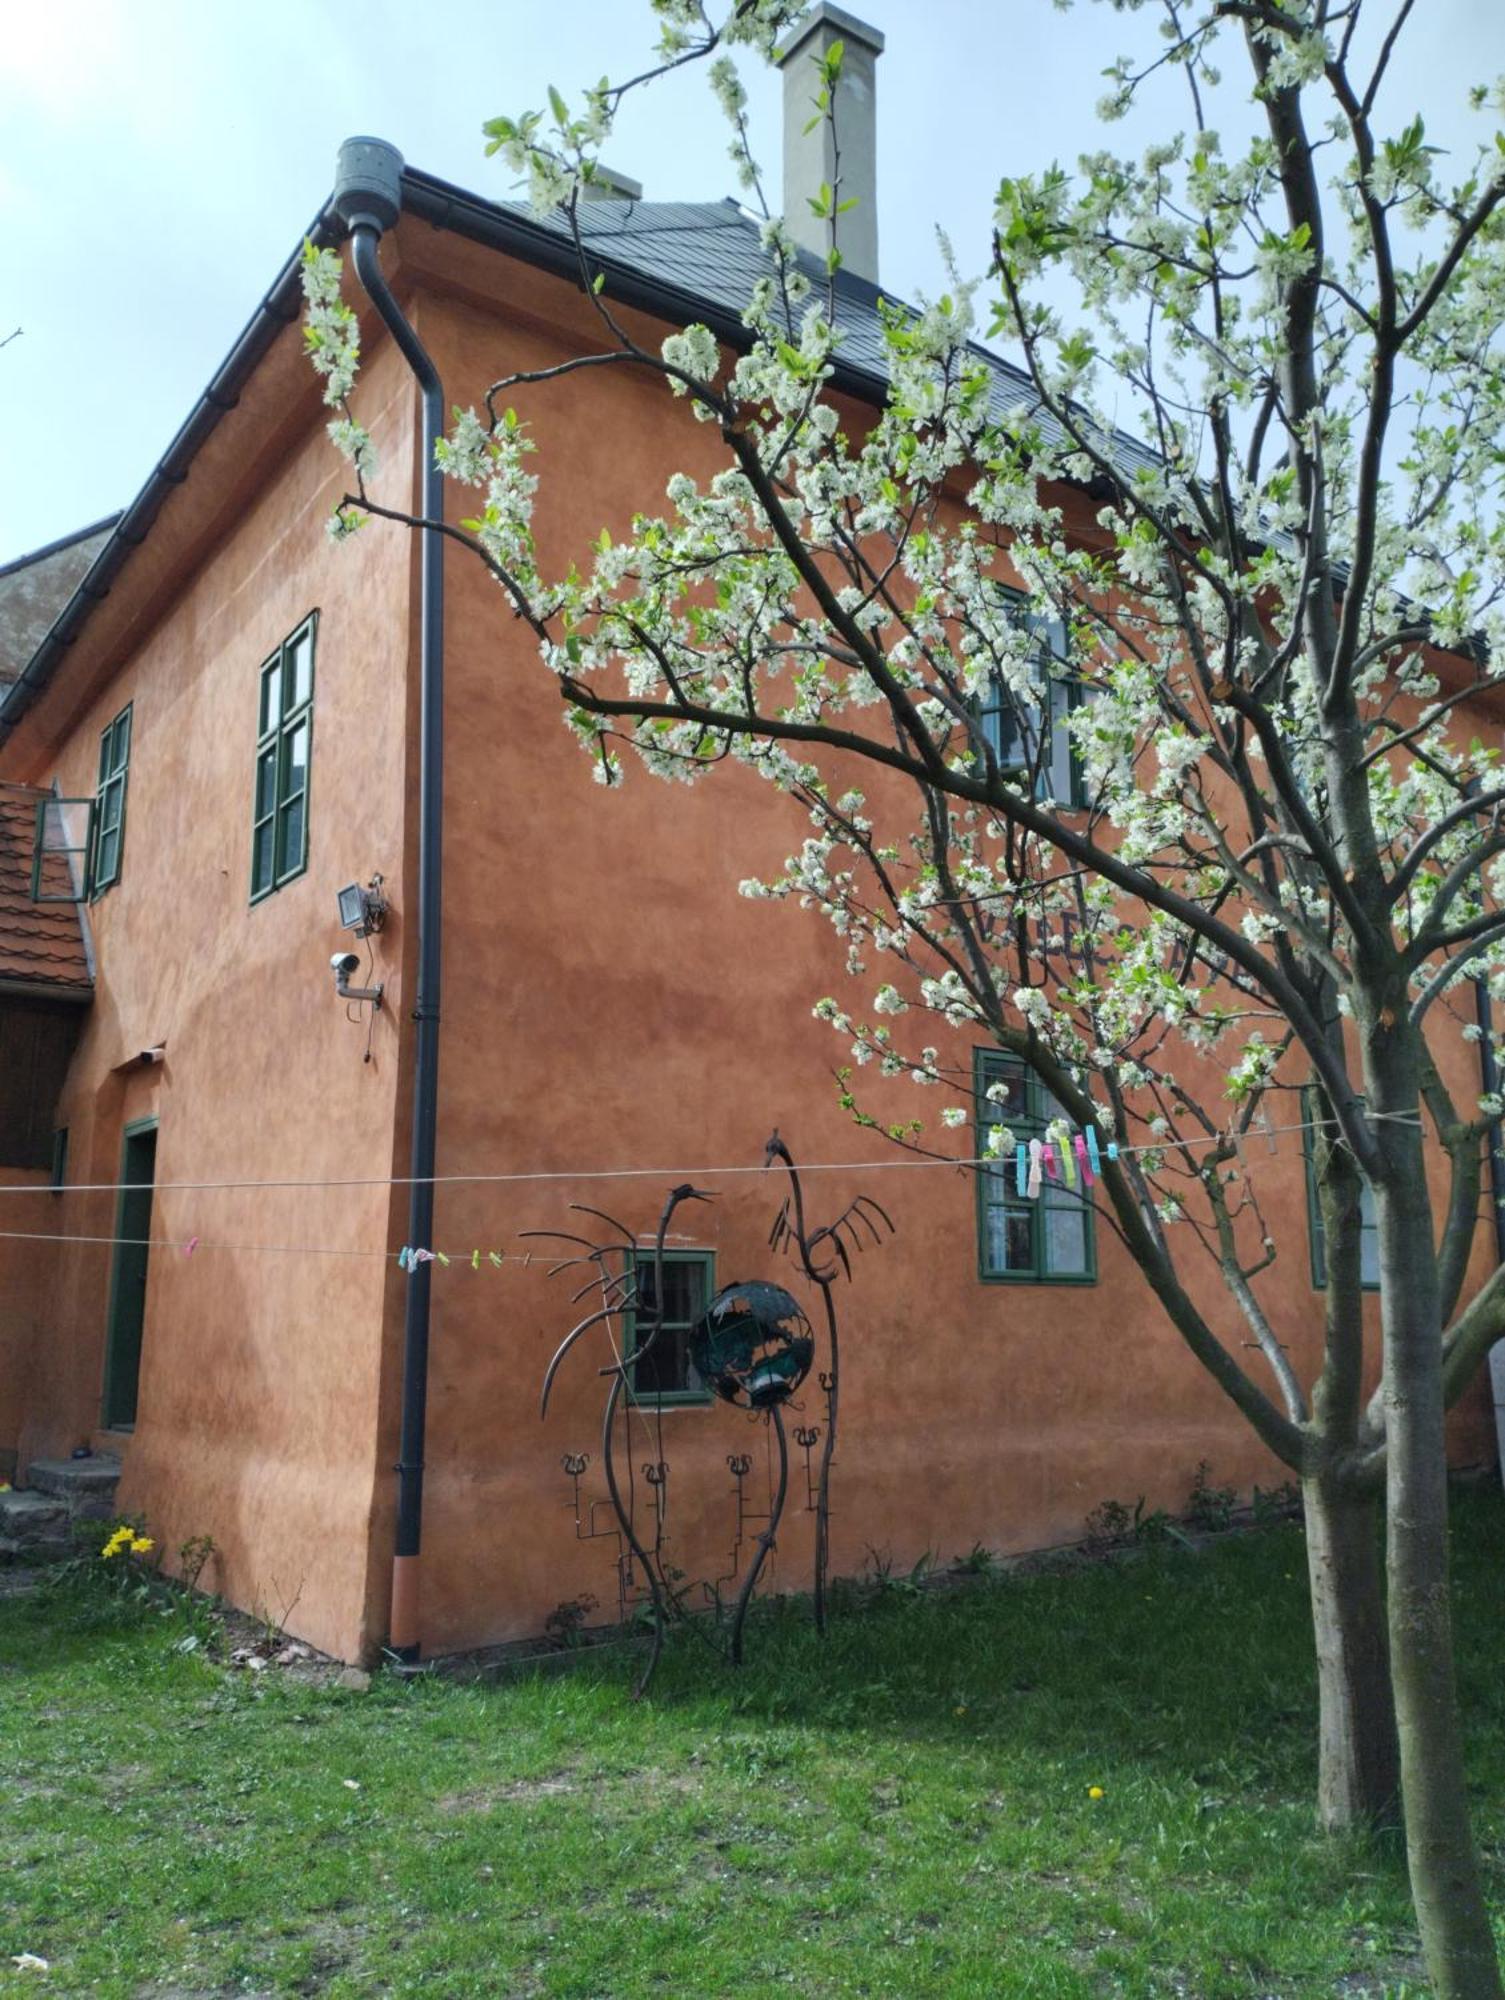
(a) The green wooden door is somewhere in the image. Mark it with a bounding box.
[102,1122,157,1429]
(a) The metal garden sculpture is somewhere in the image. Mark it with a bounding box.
[533,1134,893,1693]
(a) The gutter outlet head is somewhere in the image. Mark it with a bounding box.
[333,136,405,234]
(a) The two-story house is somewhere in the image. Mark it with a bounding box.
[0,7,1497,1663]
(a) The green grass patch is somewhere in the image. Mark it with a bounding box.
[2,1493,1502,1996]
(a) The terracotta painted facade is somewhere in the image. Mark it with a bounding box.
[0,201,1496,1663]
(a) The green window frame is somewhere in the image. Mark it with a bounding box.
[974,1049,1096,1284]
[50,1127,68,1196]
[91,704,132,897]
[627,1248,715,1405]
[977,591,1087,808]
[250,614,316,902]
[1303,1090,1380,1290]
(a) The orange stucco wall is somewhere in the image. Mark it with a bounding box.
[1,222,1496,1662]
[394,262,1498,1658]
[0,327,421,1661]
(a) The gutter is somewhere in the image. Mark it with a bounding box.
[331,139,446,1662]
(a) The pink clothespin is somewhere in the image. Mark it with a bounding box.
[1074,1133,1093,1186]
[183,1235,200,1259]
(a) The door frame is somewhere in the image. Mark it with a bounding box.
[101,1115,159,1432]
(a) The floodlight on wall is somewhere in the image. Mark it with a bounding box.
[336,873,388,938]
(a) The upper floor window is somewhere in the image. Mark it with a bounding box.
[629,1249,715,1405]
[976,593,1087,807]
[974,1049,1096,1283]
[251,615,315,902]
[91,704,132,897]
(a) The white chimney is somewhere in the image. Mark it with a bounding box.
[775,3,884,285]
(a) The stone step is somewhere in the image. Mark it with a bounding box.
[0,1490,69,1533]
[26,1455,122,1520]
[0,1489,73,1562]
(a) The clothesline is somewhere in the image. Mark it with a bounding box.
[0,1108,1427,1202]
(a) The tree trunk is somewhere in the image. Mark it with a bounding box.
[1302,1472,1399,1830]
[1372,1052,1502,1998]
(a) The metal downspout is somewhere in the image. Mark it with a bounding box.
[333,138,445,1659]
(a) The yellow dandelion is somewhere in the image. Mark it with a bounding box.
[131,1537,154,1554]
[1088,1786,1104,1800]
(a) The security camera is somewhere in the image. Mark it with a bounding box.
[330,951,383,1009]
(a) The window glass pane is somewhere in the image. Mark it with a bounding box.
[633,1256,709,1394]
[284,721,310,799]
[1047,679,1076,803]
[99,775,124,836]
[636,1256,701,1327]
[635,1326,690,1398]
[259,661,281,736]
[277,793,305,877]
[252,821,275,895]
[984,1203,1035,1275]
[981,1061,1029,1126]
[1360,1186,1380,1286]
[95,826,119,885]
[1042,1189,1089,1276]
[288,628,314,709]
[112,709,131,770]
[983,689,1027,771]
[256,748,278,819]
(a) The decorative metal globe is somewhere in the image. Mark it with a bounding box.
[689,1280,815,1410]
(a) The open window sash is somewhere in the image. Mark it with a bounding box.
[30,796,96,904]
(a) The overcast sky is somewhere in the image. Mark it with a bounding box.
[2,0,1501,564]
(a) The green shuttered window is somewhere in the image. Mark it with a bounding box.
[92,704,132,897]
[251,615,316,901]
[974,1049,1096,1284]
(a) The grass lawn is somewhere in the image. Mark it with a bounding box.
[2,1493,1502,1998]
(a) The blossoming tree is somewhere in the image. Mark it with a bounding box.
[306,1,1505,1988]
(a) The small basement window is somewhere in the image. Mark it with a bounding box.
[628,1249,715,1405]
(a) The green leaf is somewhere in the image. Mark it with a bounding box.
[548,84,568,126]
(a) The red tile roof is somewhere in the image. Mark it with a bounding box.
[0,786,92,996]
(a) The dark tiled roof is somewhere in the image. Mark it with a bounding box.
[475,190,1164,481]
[0,786,92,995]
[0,520,119,695]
